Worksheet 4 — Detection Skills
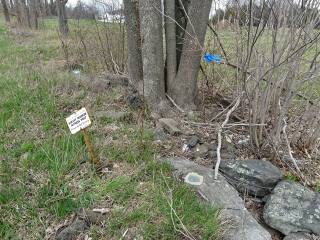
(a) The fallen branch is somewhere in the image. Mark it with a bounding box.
[166,93,185,113]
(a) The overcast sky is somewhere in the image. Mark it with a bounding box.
[67,0,227,15]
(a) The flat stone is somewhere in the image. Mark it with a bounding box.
[161,156,271,240]
[263,180,320,236]
[158,118,181,136]
[56,220,87,240]
[219,160,282,197]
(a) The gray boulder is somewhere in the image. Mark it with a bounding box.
[161,156,271,240]
[219,160,282,197]
[283,232,313,240]
[263,180,320,236]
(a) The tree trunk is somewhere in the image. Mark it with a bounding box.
[44,0,48,16]
[14,0,22,24]
[49,0,53,15]
[57,0,69,36]
[29,0,38,29]
[20,0,31,28]
[175,0,189,69]
[123,0,143,92]
[172,0,213,110]
[1,0,10,22]
[139,0,168,115]
[164,0,176,95]
[123,0,213,115]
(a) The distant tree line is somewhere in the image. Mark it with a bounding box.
[211,0,320,28]
[0,0,99,34]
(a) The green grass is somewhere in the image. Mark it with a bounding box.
[0,18,225,239]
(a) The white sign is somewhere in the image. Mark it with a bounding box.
[66,108,91,134]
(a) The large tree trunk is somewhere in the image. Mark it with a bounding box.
[172,0,213,110]
[1,0,10,22]
[123,0,143,92]
[139,0,168,115]
[57,0,69,36]
[124,0,213,115]
[29,0,38,29]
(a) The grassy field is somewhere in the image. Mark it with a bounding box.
[0,18,226,239]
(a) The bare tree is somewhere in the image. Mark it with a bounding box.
[29,0,38,29]
[209,0,320,157]
[57,0,69,36]
[20,0,31,27]
[1,0,10,22]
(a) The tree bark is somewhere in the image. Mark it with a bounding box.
[14,0,22,24]
[29,0,38,29]
[57,0,69,36]
[1,0,10,22]
[175,0,189,69]
[44,0,48,16]
[164,0,176,96]
[20,0,30,28]
[123,0,143,92]
[172,0,213,110]
[49,0,53,15]
[139,0,168,115]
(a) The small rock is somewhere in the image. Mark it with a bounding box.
[78,209,105,224]
[158,118,181,136]
[263,180,320,236]
[127,93,142,109]
[187,136,199,148]
[154,127,168,141]
[219,160,282,197]
[194,143,210,158]
[56,220,87,240]
[208,144,217,151]
[283,232,313,240]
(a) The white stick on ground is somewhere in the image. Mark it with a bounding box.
[214,95,242,180]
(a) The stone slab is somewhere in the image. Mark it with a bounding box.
[161,157,271,240]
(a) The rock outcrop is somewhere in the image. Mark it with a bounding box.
[219,159,282,197]
[263,180,320,236]
[161,156,272,240]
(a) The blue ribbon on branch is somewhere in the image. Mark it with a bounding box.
[204,54,221,63]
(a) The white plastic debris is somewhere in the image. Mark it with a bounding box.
[182,144,189,152]
[238,135,250,144]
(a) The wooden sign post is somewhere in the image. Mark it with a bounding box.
[66,108,102,173]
